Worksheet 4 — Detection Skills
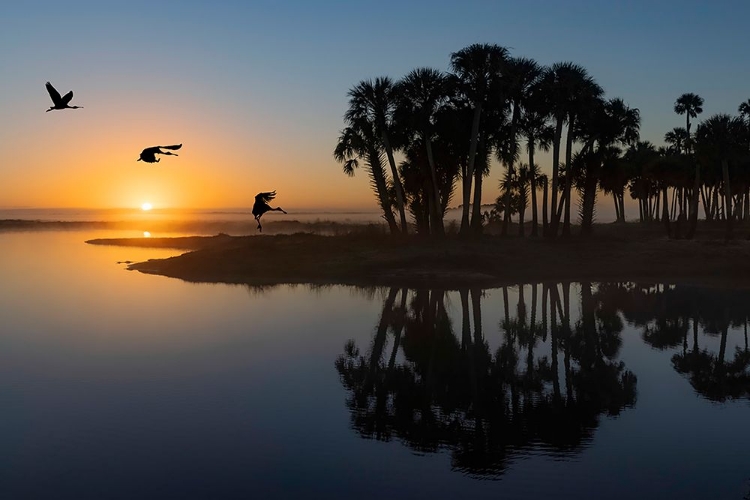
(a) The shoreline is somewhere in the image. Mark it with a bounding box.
[86,223,750,289]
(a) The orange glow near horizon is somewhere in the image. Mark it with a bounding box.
[0,87,376,211]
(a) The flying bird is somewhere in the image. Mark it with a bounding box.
[252,191,287,232]
[45,81,83,112]
[137,144,182,163]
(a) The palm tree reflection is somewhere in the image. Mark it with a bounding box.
[596,283,750,402]
[335,284,637,477]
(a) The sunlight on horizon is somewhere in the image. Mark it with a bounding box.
[141,202,153,211]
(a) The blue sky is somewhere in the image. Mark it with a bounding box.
[1,0,749,210]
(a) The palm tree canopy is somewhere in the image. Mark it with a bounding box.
[674,93,704,119]
[664,127,689,153]
[694,114,748,164]
[503,57,543,105]
[540,62,604,121]
[344,77,398,133]
[394,68,449,137]
[738,99,750,120]
[449,43,509,105]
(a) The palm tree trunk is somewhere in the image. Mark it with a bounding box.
[381,132,408,234]
[638,198,644,222]
[713,187,723,220]
[502,164,513,236]
[556,187,566,223]
[368,151,400,234]
[424,136,444,236]
[530,161,539,237]
[700,186,710,220]
[549,117,564,237]
[542,177,549,235]
[461,103,483,235]
[562,118,575,237]
[686,162,700,240]
[723,159,733,241]
[613,194,620,221]
[519,192,526,236]
[618,191,626,222]
[662,186,671,237]
[471,161,484,234]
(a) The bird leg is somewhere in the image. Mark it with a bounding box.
[273,207,287,214]
[255,215,262,232]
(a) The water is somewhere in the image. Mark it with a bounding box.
[0,229,748,499]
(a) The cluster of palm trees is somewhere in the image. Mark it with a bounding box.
[335,43,750,240]
[595,94,750,240]
[334,43,639,237]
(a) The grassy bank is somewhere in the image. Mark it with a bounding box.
[85,222,750,289]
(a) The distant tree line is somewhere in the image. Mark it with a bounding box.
[334,44,750,240]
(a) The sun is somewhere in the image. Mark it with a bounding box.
[141,202,153,211]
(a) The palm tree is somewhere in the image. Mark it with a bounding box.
[450,43,510,235]
[540,62,604,237]
[334,119,399,233]
[560,66,604,237]
[500,57,543,236]
[396,68,451,236]
[519,91,553,236]
[674,93,704,239]
[674,93,704,149]
[345,78,409,233]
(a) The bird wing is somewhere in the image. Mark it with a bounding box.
[158,144,182,151]
[61,91,74,105]
[45,82,62,105]
[255,191,276,203]
[141,146,158,154]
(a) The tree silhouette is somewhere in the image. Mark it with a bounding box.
[395,68,451,236]
[449,44,509,235]
[345,78,409,233]
[334,118,399,233]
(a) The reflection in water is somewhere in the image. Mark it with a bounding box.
[336,283,638,477]
[596,283,750,401]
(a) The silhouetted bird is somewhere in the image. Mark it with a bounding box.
[252,191,287,231]
[138,144,182,163]
[45,81,83,112]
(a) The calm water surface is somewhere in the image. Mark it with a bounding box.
[0,230,748,499]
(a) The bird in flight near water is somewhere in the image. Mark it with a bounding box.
[252,191,287,231]
[45,81,83,112]
[137,144,182,163]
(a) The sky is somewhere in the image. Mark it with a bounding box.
[1,0,749,211]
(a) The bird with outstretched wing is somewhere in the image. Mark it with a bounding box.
[252,191,287,231]
[45,81,83,112]
[138,144,182,163]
